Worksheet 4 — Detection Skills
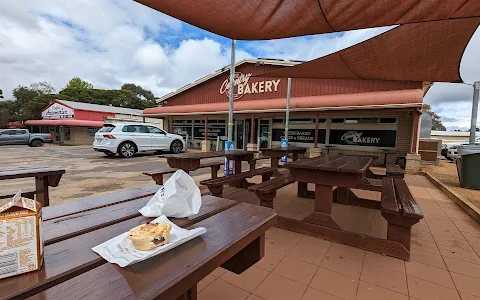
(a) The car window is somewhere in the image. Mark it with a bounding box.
[99,125,116,133]
[147,126,165,134]
[1,130,15,135]
[122,125,148,133]
[19,130,27,134]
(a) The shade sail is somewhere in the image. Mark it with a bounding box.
[143,89,423,116]
[135,0,480,40]
[259,18,480,83]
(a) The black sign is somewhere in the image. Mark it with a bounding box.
[329,130,396,147]
[272,129,326,144]
[172,126,192,138]
[193,127,226,140]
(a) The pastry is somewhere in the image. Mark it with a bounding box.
[128,222,172,251]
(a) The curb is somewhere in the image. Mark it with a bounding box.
[420,171,480,224]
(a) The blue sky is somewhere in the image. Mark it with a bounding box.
[0,0,478,130]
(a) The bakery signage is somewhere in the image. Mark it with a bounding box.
[329,130,396,147]
[42,103,74,119]
[193,127,226,140]
[273,129,326,144]
[220,72,281,100]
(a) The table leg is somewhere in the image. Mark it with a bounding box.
[335,187,350,205]
[234,158,243,188]
[383,153,387,167]
[302,184,341,229]
[297,182,308,197]
[175,285,197,300]
[292,152,298,161]
[270,157,279,169]
[35,176,50,207]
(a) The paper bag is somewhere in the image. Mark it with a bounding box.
[139,170,202,218]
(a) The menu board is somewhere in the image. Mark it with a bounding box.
[272,129,326,144]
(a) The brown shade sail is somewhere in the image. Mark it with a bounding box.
[258,18,480,83]
[135,0,480,40]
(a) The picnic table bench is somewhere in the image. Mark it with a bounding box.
[248,174,295,208]
[200,167,275,197]
[381,177,423,251]
[368,164,405,179]
[144,159,224,184]
[0,166,65,206]
[1,189,276,300]
[0,188,36,200]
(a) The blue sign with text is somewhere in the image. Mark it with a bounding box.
[224,141,235,175]
[280,139,288,162]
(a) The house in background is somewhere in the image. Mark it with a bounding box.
[25,100,163,145]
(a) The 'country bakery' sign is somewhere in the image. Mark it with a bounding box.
[329,130,397,148]
[42,103,74,119]
[220,72,281,100]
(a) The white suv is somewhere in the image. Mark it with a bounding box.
[93,123,185,157]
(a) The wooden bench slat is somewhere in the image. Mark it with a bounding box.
[0,196,237,300]
[381,178,400,215]
[24,203,276,300]
[0,188,36,199]
[394,178,423,218]
[249,175,295,194]
[200,167,275,186]
[43,185,160,221]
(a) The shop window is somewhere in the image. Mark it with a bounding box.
[273,119,284,124]
[65,126,71,140]
[194,120,205,124]
[380,118,397,124]
[332,118,344,123]
[361,118,379,123]
[290,118,314,124]
[318,119,326,123]
[173,120,192,124]
[345,118,360,124]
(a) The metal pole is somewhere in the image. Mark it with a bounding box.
[285,78,291,141]
[470,81,480,144]
[227,39,236,142]
[216,136,220,151]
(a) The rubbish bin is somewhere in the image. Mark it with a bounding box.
[456,145,480,190]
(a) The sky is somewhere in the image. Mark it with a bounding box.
[0,0,479,130]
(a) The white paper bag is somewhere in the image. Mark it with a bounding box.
[92,215,206,267]
[139,170,202,218]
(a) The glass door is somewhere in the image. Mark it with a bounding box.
[234,119,245,149]
[258,119,271,148]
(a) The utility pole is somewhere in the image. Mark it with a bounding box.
[470,81,479,144]
[227,40,236,143]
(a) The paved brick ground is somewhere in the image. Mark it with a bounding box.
[198,175,480,300]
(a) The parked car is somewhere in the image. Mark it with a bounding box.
[0,129,53,147]
[93,123,185,157]
[442,137,480,160]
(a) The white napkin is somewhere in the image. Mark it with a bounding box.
[92,215,206,267]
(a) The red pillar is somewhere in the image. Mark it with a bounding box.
[205,117,208,141]
[250,115,255,144]
[314,112,319,148]
[169,118,173,132]
[411,109,421,154]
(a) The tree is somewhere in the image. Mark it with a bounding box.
[64,77,93,90]
[0,101,17,128]
[121,83,156,108]
[30,82,56,95]
[422,104,446,131]
[0,89,3,99]
[59,88,146,109]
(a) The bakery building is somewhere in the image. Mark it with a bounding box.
[25,100,162,145]
[144,59,427,165]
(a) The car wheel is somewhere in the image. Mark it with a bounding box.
[118,142,136,158]
[170,140,183,154]
[31,140,43,147]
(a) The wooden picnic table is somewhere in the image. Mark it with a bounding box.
[0,193,276,300]
[0,165,65,207]
[160,150,257,174]
[279,155,413,259]
[260,145,307,169]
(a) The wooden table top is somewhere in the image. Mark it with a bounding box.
[0,166,65,180]
[160,150,257,160]
[261,145,307,153]
[0,191,275,300]
[284,155,372,174]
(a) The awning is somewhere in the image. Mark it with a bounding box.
[259,18,480,83]
[135,0,480,40]
[143,89,423,116]
[25,119,105,127]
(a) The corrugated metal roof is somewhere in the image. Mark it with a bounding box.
[57,100,143,116]
[156,58,301,103]
[144,89,423,116]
